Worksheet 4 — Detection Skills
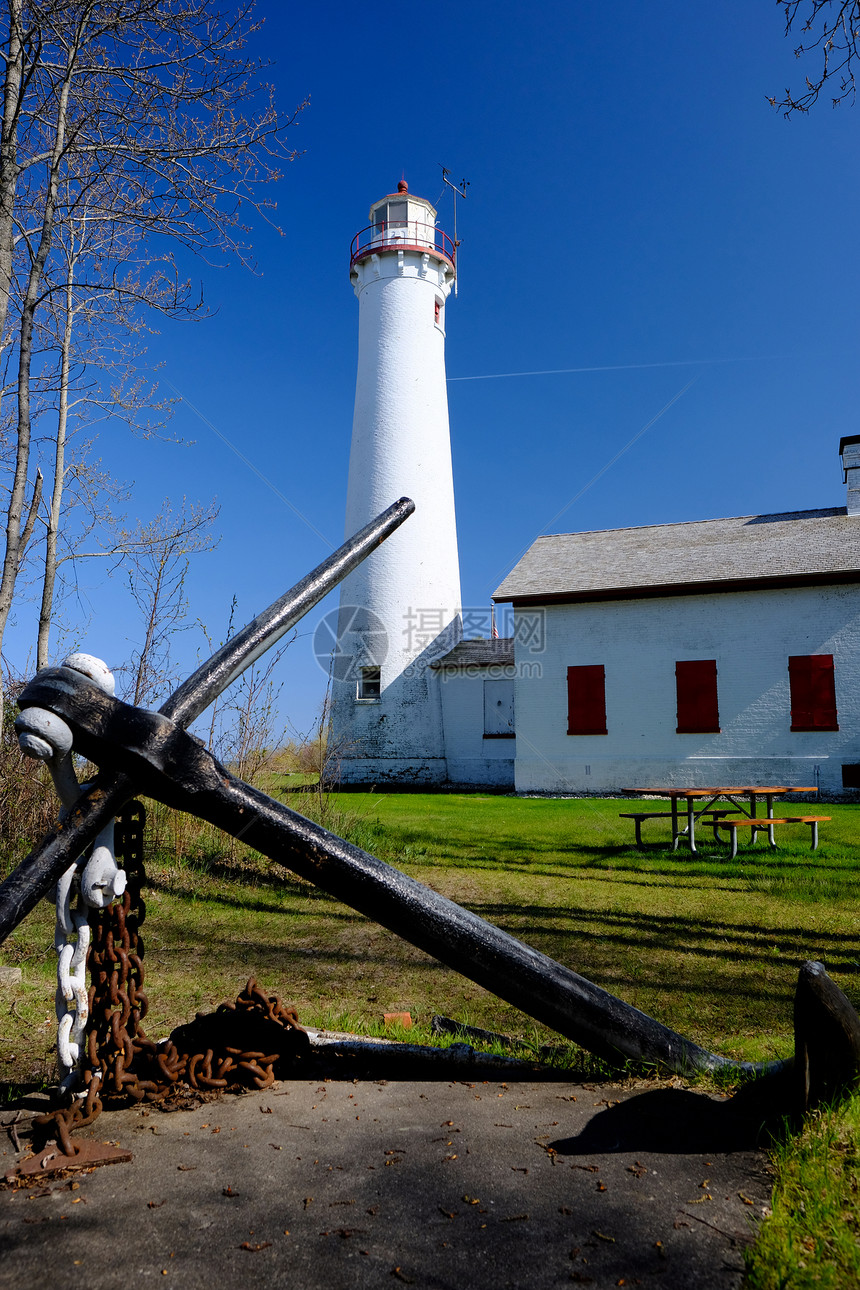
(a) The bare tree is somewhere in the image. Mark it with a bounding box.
[217,646,290,786]
[121,497,219,708]
[33,171,178,669]
[0,0,305,727]
[771,0,860,113]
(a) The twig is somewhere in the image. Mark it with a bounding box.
[679,1209,751,1245]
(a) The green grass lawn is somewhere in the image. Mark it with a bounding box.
[307,791,860,1063]
[3,791,857,1076]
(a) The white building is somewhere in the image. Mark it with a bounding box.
[330,182,462,783]
[431,639,517,786]
[493,443,860,797]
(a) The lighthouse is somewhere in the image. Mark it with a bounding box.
[329,180,462,783]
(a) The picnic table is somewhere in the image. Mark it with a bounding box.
[620,785,820,853]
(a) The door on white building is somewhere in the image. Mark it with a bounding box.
[484,679,515,737]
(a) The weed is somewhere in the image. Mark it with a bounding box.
[744,1091,860,1288]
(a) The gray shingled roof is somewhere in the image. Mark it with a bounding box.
[430,638,514,669]
[493,508,860,603]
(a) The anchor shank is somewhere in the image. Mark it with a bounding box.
[161,497,414,727]
[0,500,414,944]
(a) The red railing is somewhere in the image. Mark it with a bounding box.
[350,220,456,271]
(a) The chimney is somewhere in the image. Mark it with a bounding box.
[839,436,860,515]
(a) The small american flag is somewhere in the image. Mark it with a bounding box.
[491,605,499,639]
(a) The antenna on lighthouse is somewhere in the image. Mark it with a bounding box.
[440,165,469,295]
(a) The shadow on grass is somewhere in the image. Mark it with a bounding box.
[144,871,350,920]
[145,859,860,980]
[140,897,858,1020]
[155,834,860,896]
[143,932,797,1008]
[468,900,860,956]
[407,837,860,878]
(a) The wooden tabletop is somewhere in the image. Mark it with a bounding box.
[623,786,818,796]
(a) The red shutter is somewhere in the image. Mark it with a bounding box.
[567,665,607,735]
[675,660,720,733]
[789,655,838,731]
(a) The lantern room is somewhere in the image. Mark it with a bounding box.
[349,179,456,273]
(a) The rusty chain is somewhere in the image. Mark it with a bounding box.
[35,801,309,1156]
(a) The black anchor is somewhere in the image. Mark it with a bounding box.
[2,497,858,1108]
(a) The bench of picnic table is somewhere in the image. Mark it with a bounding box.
[715,815,831,859]
[619,809,737,850]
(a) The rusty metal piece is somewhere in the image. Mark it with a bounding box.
[165,978,310,1094]
[6,1138,132,1182]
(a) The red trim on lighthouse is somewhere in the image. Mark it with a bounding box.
[350,222,456,272]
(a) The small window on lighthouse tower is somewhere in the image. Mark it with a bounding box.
[388,200,407,227]
[357,666,381,701]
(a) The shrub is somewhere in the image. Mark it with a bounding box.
[0,695,56,881]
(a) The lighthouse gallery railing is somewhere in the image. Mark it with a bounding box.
[350,220,456,271]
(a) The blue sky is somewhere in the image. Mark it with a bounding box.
[9,0,858,739]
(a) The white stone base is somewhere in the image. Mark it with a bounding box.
[335,756,450,785]
[514,756,828,795]
[445,757,515,787]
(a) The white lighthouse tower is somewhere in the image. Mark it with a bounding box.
[330,180,462,783]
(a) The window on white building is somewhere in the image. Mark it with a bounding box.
[374,200,408,232]
[567,665,607,735]
[675,660,720,733]
[788,655,838,731]
[357,666,381,701]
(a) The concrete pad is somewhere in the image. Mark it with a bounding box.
[0,1077,771,1290]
